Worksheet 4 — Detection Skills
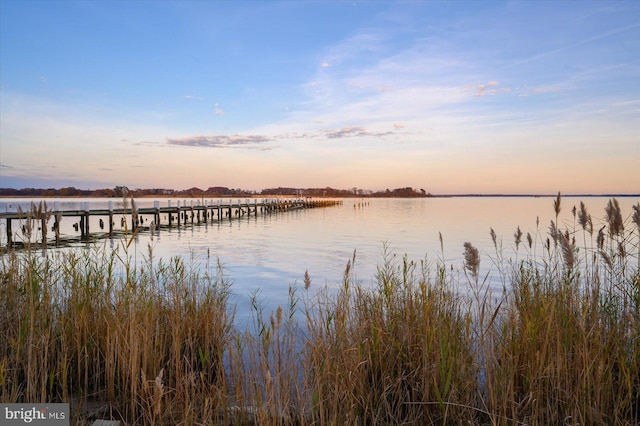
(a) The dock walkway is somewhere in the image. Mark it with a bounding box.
[0,198,342,249]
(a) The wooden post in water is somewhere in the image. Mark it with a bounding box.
[41,215,48,248]
[153,201,160,229]
[131,200,138,232]
[80,202,88,240]
[84,213,90,240]
[108,201,114,236]
[6,218,12,247]
[52,214,59,245]
[53,202,60,245]
[53,213,60,245]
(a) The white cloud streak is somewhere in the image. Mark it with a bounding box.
[504,21,640,70]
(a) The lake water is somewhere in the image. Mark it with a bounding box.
[2,196,639,315]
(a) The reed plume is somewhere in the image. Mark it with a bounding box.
[549,220,559,246]
[303,270,311,290]
[463,242,480,282]
[553,191,562,217]
[578,201,593,234]
[600,249,613,270]
[605,198,624,237]
[514,226,523,251]
[558,230,575,270]
[597,226,606,250]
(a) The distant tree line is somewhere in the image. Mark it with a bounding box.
[372,187,431,197]
[0,186,257,197]
[261,187,430,197]
[0,185,431,198]
[0,186,106,197]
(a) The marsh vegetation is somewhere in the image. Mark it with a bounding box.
[1,195,639,425]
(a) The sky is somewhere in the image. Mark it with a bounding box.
[0,0,639,194]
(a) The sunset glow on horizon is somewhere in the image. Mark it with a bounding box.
[1,1,639,194]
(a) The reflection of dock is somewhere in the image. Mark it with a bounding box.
[1,198,342,249]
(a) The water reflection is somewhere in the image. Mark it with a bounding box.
[1,196,638,311]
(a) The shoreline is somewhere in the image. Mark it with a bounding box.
[1,193,639,199]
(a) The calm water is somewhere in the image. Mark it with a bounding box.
[2,196,639,314]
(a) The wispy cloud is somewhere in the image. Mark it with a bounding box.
[475,81,503,97]
[320,30,388,69]
[184,94,203,100]
[612,99,640,107]
[504,21,640,70]
[298,25,479,131]
[325,126,394,139]
[214,103,225,115]
[167,124,402,150]
[166,134,271,149]
[533,86,561,94]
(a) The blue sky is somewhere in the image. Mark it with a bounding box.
[1,0,639,194]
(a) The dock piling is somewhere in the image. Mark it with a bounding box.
[1,198,343,249]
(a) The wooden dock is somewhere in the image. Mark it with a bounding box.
[0,198,342,249]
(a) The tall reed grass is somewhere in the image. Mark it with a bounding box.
[1,196,638,425]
